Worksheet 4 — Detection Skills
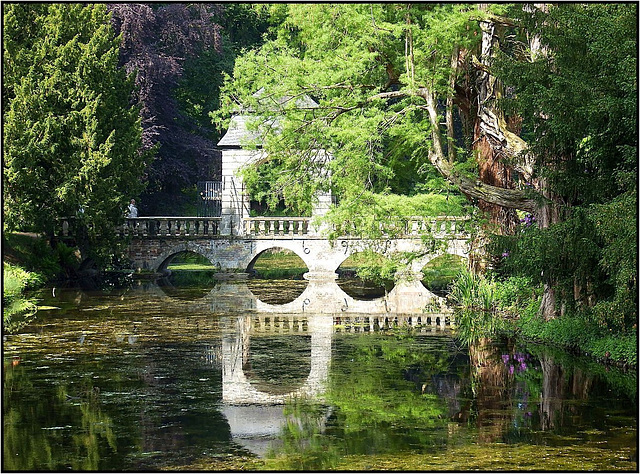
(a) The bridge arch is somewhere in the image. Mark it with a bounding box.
[245,246,309,276]
[245,240,315,273]
[153,241,217,272]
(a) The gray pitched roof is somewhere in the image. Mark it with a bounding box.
[217,91,318,148]
[217,114,260,148]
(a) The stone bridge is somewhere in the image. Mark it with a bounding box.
[99,215,470,280]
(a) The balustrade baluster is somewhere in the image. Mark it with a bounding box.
[278,219,284,236]
[159,219,168,236]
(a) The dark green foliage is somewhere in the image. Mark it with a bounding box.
[517,312,637,367]
[3,4,146,264]
[499,3,637,202]
[492,3,637,330]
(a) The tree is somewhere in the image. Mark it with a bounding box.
[3,3,146,261]
[107,3,225,212]
[217,3,636,322]
[494,3,637,325]
[215,4,531,225]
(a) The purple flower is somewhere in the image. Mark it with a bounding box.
[521,214,536,227]
[502,354,510,364]
[502,251,510,258]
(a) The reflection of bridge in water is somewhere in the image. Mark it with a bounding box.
[154,278,456,319]
[219,312,451,406]
[218,312,452,456]
[220,314,333,455]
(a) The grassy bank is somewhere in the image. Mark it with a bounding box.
[2,232,73,333]
[450,270,637,368]
[3,262,42,333]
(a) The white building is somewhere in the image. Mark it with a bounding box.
[216,92,332,236]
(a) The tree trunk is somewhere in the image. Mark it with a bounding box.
[536,178,563,320]
[473,20,521,236]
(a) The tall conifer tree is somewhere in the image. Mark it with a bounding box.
[3,3,146,259]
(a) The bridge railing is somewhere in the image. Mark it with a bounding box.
[405,216,469,237]
[117,217,222,237]
[337,216,470,238]
[58,215,468,239]
[243,217,310,237]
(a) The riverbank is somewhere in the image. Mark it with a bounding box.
[449,270,637,370]
[516,312,637,370]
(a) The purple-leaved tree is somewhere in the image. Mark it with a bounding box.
[108,3,223,212]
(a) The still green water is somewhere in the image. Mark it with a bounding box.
[3,278,637,471]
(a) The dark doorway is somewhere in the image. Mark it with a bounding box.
[197,181,222,217]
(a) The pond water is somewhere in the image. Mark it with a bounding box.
[3,277,637,471]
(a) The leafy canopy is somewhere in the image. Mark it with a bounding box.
[3,3,146,261]
[215,4,479,228]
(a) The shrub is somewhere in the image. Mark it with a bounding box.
[3,262,42,333]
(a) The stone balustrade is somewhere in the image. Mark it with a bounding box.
[337,216,470,238]
[118,217,222,237]
[58,215,468,239]
[243,217,311,237]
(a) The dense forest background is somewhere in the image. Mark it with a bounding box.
[2,4,637,358]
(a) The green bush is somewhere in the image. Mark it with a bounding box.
[3,262,42,333]
[449,269,496,312]
[449,270,514,344]
[3,233,63,279]
[494,275,540,312]
[516,311,636,367]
